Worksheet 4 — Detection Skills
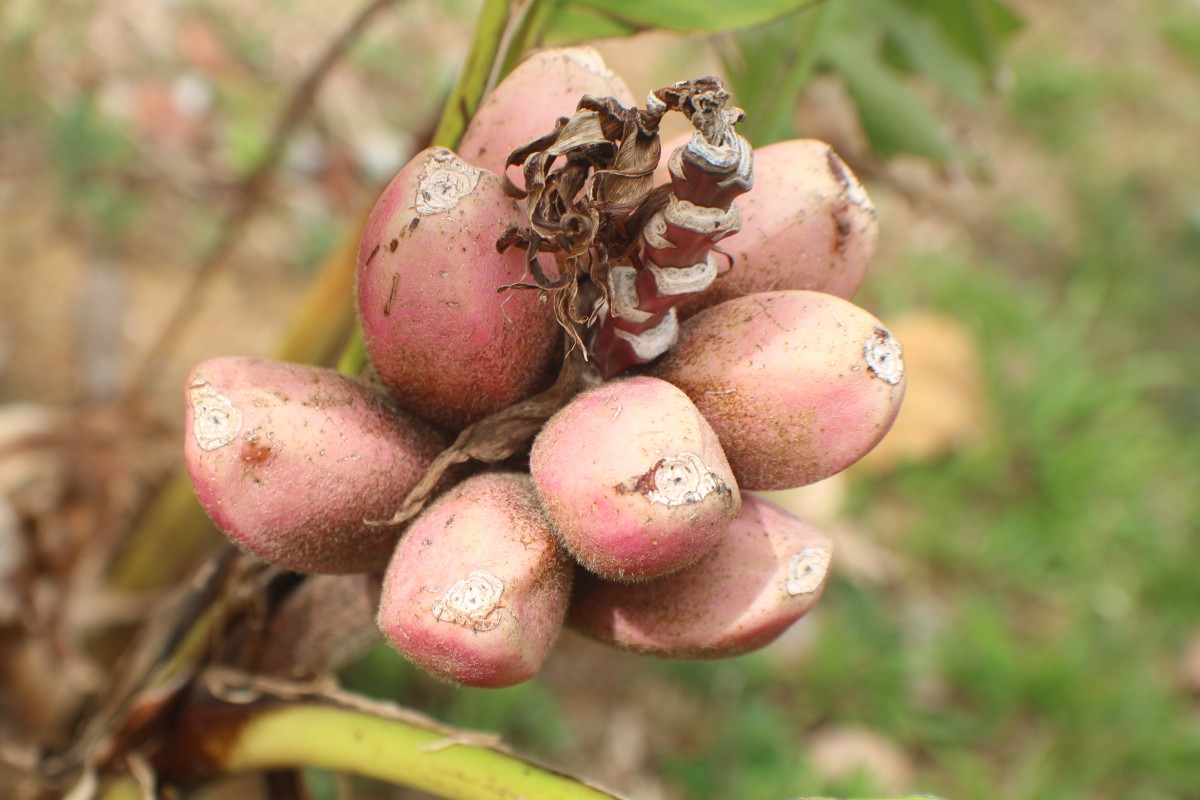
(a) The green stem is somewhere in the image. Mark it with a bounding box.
[153,683,623,800]
[499,0,562,78]
[431,0,511,147]
[735,0,836,145]
[784,0,837,115]
[98,778,141,800]
[334,324,368,375]
[225,704,619,799]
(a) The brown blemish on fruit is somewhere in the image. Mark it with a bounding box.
[618,452,726,507]
[432,569,505,631]
[407,217,420,234]
[832,203,852,256]
[383,273,400,317]
[825,148,874,258]
[239,431,274,467]
[389,239,399,252]
[189,378,241,451]
[300,386,356,410]
[825,147,874,216]
[365,243,380,265]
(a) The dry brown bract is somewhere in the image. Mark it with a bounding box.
[496,77,745,354]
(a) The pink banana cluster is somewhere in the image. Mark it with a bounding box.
[182,47,903,688]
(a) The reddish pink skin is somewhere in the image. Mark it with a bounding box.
[530,377,740,581]
[377,473,573,688]
[357,147,560,430]
[676,139,878,318]
[647,291,906,491]
[568,494,832,658]
[184,357,447,574]
[458,46,636,177]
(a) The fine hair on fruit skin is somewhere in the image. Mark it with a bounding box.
[183,357,448,574]
[530,376,741,582]
[377,472,574,688]
[458,46,636,177]
[357,146,562,431]
[568,492,834,658]
[647,290,906,491]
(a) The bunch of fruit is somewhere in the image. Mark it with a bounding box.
[184,47,904,687]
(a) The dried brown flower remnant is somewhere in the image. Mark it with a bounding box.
[498,76,754,375]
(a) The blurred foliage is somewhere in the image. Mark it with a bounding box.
[728,0,1021,154]
[549,0,1021,159]
[546,0,816,40]
[50,94,144,244]
[1162,5,1200,69]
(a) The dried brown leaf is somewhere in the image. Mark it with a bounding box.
[372,344,587,527]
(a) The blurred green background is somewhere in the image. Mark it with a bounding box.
[1,1,1198,798]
